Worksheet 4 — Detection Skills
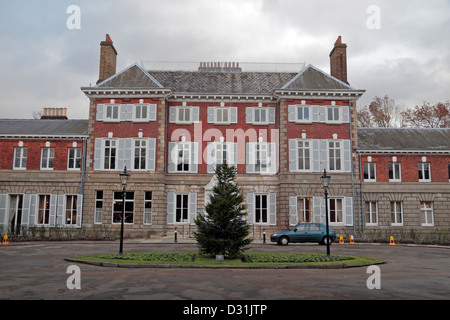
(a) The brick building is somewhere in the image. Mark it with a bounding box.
[0,109,88,233]
[0,35,448,240]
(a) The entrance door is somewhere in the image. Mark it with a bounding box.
[8,195,23,235]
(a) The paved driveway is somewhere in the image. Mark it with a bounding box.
[0,240,448,300]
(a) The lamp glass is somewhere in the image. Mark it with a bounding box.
[119,167,130,186]
[320,169,331,188]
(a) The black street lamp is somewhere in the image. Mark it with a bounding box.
[320,169,331,257]
[119,166,130,256]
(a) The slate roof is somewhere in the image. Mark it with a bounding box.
[0,119,89,137]
[94,63,358,95]
[358,128,450,151]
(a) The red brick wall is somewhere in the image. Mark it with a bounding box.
[0,139,84,171]
[166,101,278,174]
[360,154,450,183]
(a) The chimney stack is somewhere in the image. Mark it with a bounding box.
[41,108,68,120]
[97,34,118,84]
[329,36,348,84]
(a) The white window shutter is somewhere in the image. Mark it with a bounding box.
[56,195,65,226]
[246,193,255,224]
[289,196,298,226]
[76,195,83,229]
[169,107,177,123]
[29,194,37,226]
[94,138,103,171]
[268,193,277,225]
[0,194,7,226]
[49,194,57,227]
[227,143,237,167]
[345,197,353,226]
[192,107,200,123]
[21,194,31,227]
[246,143,255,173]
[230,107,238,123]
[312,139,320,172]
[312,197,325,223]
[207,107,215,123]
[188,193,197,225]
[288,105,296,122]
[342,106,350,123]
[190,142,198,173]
[148,104,157,121]
[147,138,156,171]
[319,106,327,122]
[289,139,297,172]
[126,104,134,121]
[96,104,105,121]
[118,138,133,170]
[166,192,175,224]
[206,142,216,173]
[267,143,277,174]
[246,107,254,123]
[343,140,351,172]
[311,106,320,122]
[167,142,177,173]
[320,140,328,171]
[268,107,276,124]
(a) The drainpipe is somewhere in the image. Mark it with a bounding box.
[348,99,356,234]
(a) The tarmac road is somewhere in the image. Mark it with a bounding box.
[0,240,449,301]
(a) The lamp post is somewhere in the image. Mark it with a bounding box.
[320,169,331,257]
[119,166,130,256]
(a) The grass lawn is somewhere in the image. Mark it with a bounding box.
[68,251,384,268]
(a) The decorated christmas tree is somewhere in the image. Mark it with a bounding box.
[194,163,252,259]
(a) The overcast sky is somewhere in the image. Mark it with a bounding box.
[0,0,449,119]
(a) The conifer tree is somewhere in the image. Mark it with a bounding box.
[194,163,252,259]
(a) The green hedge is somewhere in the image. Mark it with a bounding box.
[241,252,353,263]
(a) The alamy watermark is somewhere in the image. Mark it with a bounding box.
[66,5,81,30]
[366,265,381,290]
[366,5,381,30]
[66,265,81,290]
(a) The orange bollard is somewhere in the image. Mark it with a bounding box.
[339,235,344,244]
[2,235,9,245]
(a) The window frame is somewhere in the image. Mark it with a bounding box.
[297,140,311,171]
[105,104,120,121]
[255,194,268,224]
[327,106,341,123]
[112,191,135,224]
[133,139,147,171]
[418,162,431,182]
[67,147,82,170]
[103,139,117,170]
[144,191,152,225]
[133,104,148,122]
[296,105,311,123]
[420,201,434,226]
[363,162,377,182]
[65,195,78,226]
[328,197,343,225]
[365,201,378,226]
[328,141,342,172]
[388,162,402,182]
[176,107,192,123]
[13,147,27,170]
[37,194,51,225]
[94,190,103,224]
[390,201,403,226]
[40,147,55,170]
